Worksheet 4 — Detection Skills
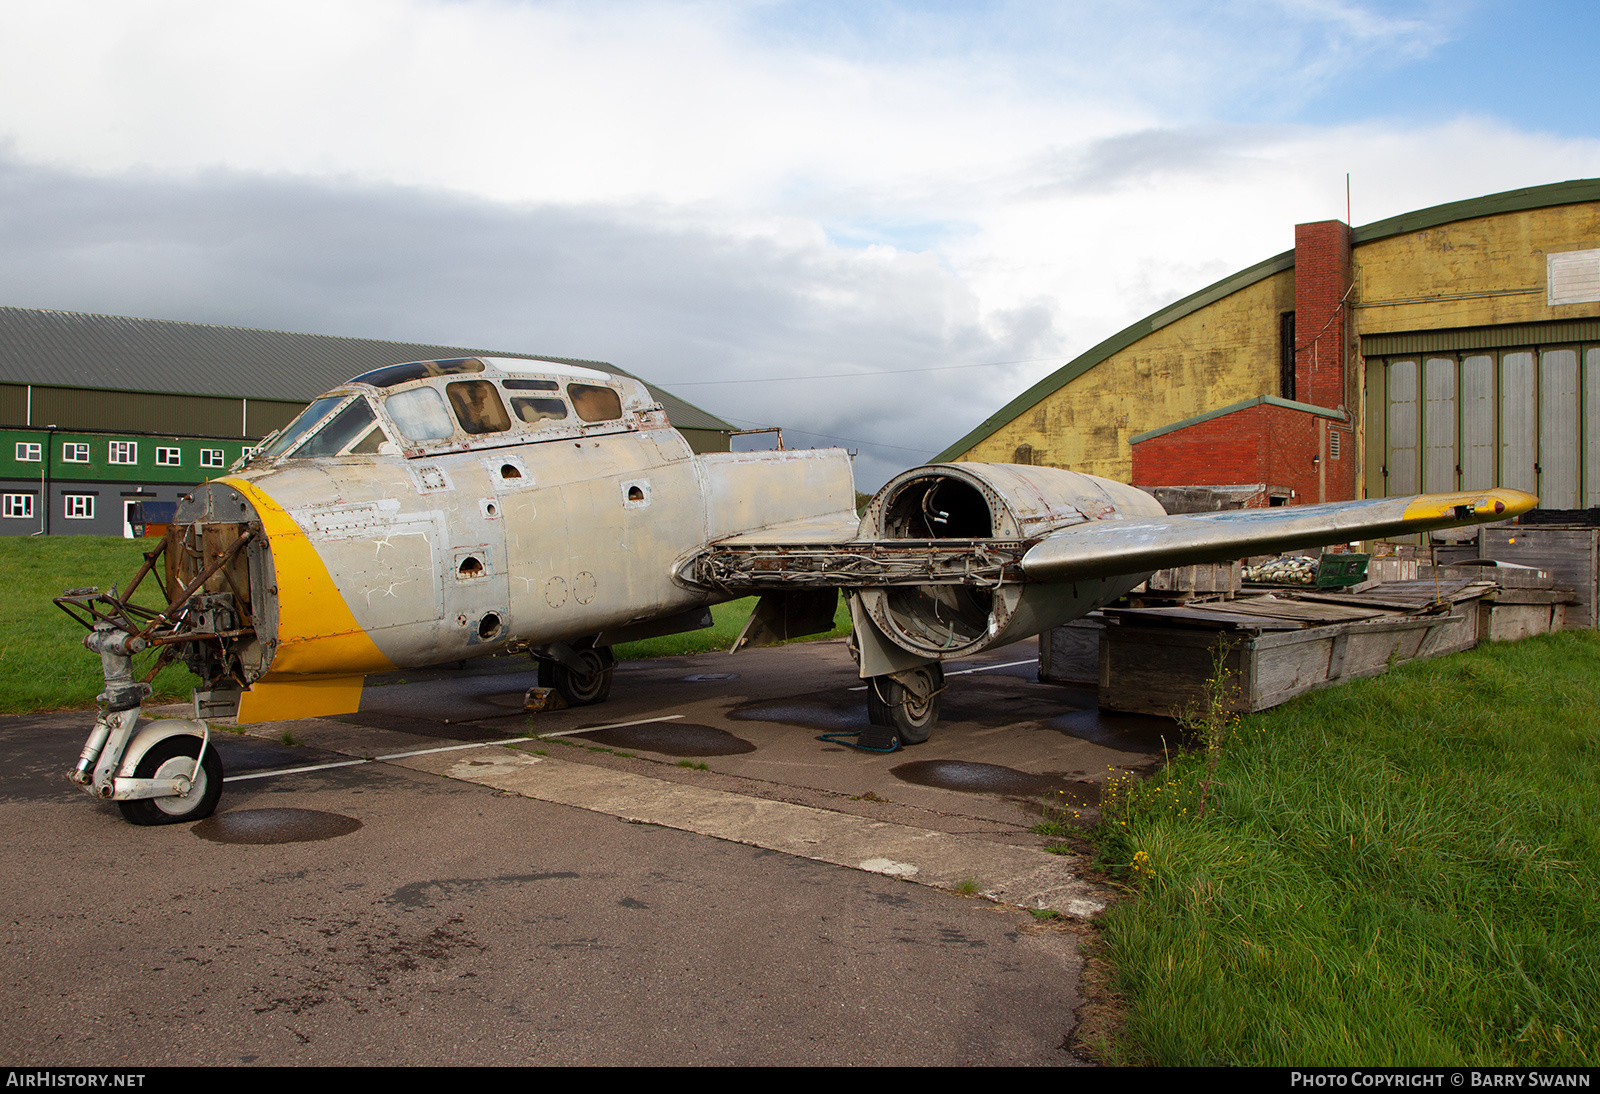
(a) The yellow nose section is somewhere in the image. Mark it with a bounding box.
[220,477,396,722]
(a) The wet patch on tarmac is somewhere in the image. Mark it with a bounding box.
[939,691,1084,729]
[682,673,739,682]
[338,710,507,741]
[1048,706,1179,753]
[210,736,333,772]
[387,872,580,910]
[193,808,364,844]
[891,760,1088,800]
[729,700,863,732]
[576,723,756,756]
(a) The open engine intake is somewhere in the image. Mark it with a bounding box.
[855,463,1162,659]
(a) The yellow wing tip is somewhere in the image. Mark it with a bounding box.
[1401,489,1539,525]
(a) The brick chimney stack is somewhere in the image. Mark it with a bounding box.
[1293,220,1352,410]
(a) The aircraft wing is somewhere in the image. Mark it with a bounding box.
[689,487,1536,589]
[1021,488,1536,581]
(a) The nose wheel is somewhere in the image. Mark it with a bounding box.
[116,735,225,826]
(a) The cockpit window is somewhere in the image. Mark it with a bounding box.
[569,383,623,423]
[257,395,345,461]
[350,358,485,388]
[504,378,560,392]
[510,397,569,426]
[446,380,511,435]
[384,386,455,442]
[289,398,384,458]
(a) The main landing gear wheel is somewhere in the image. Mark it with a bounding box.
[866,663,944,745]
[538,646,614,707]
[116,735,225,826]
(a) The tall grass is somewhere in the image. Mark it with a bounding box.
[1095,631,1600,1066]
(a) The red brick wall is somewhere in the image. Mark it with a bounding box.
[1131,402,1357,504]
[1293,220,1352,410]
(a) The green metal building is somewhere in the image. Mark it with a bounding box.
[0,307,737,536]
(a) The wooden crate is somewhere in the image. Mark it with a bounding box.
[1038,617,1103,685]
[1477,589,1574,643]
[1098,610,1477,716]
[1365,557,1419,584]
[1481,527,1599,628]
[1142,562,1242,596]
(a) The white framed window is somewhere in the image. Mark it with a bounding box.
[156,446,181,466]
[14,442,40,462]
[108,441,138,464]
[240,445,260,460]
[3,494,34,519]
[64,494,94,519]
[62,442,89,463]
[200,448,224,468]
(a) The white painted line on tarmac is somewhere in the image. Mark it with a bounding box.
[376,740,527,761]
[228,737,533,782]
[223,714,688,782]
[537,714,685,739]
[947,657,1037,677]
[846,658,1037,691]
[225,759,370,782]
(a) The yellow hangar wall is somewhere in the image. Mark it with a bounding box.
[1355,202,1600,336]
[960,268,1293,483]
[942,181,1600,508]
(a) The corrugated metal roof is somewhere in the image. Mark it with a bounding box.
[0,306,734,433]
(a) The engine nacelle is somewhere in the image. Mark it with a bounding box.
[854,463,1165,659]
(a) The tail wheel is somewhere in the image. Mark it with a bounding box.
[537,646,614,707]
[117,735,225,827]
[866,663,944,745]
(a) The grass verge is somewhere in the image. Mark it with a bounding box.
[1,538,851,713]
[1092,630,1600,1066]
[613,594,852,660]
[0,535,200,714]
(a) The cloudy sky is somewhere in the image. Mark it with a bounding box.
[1,0,1598,488]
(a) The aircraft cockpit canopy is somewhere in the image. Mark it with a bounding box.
[245,357,662,467]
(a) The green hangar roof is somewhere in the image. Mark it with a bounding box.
[931,177,1600,463]
[0,306,735,434]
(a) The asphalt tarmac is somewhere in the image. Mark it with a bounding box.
[0,638,1173,1066]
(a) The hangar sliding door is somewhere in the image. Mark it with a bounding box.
[1540,348,1580,509]
[1500,351,1536,495]
[1460,354,1495,491]
[1372,339,1599,509]
[1423,356,1456,494]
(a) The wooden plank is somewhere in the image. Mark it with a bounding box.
[1295,579,1496,610]
[1099,606,1303,631]
[1212,599,1392,624]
